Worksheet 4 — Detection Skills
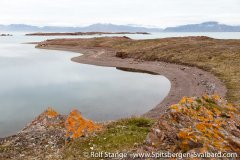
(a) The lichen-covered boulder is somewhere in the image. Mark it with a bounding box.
[146,95,240,156]
[0,108,102,159]
[65,109,102,139]
[21,107,66,133]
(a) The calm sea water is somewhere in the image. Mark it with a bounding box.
[0,32,239,137]
[0,34,171,137]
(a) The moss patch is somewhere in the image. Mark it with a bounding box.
[62,117,155,159]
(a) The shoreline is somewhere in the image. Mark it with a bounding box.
[36,45,227,118]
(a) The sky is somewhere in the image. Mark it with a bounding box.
[0,0,239,27]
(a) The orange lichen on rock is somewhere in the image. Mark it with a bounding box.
[65,109,102,139]
[21,107,66,133]
[31,107,60,125]
[45,107,59,118]
[147,95,240,156]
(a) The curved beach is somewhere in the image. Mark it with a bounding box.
[36,41,227,118]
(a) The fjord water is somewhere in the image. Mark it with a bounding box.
[0,34,171,137]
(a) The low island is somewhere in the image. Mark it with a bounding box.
[25,32,150,36]
[0,34,13,36]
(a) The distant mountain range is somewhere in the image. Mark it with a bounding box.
[0,22,240,32]
[164,22,240,32]
[0,23,162,32]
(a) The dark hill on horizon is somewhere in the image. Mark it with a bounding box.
[164,21,240,32]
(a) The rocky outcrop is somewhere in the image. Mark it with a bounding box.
[0,108,101,160]
[65,109,102,139]
[0,108,66,159]
[145,95,240,157]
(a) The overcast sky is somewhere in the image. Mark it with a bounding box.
[0,0,239,27]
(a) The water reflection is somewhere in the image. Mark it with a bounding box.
[0,35,170,137]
